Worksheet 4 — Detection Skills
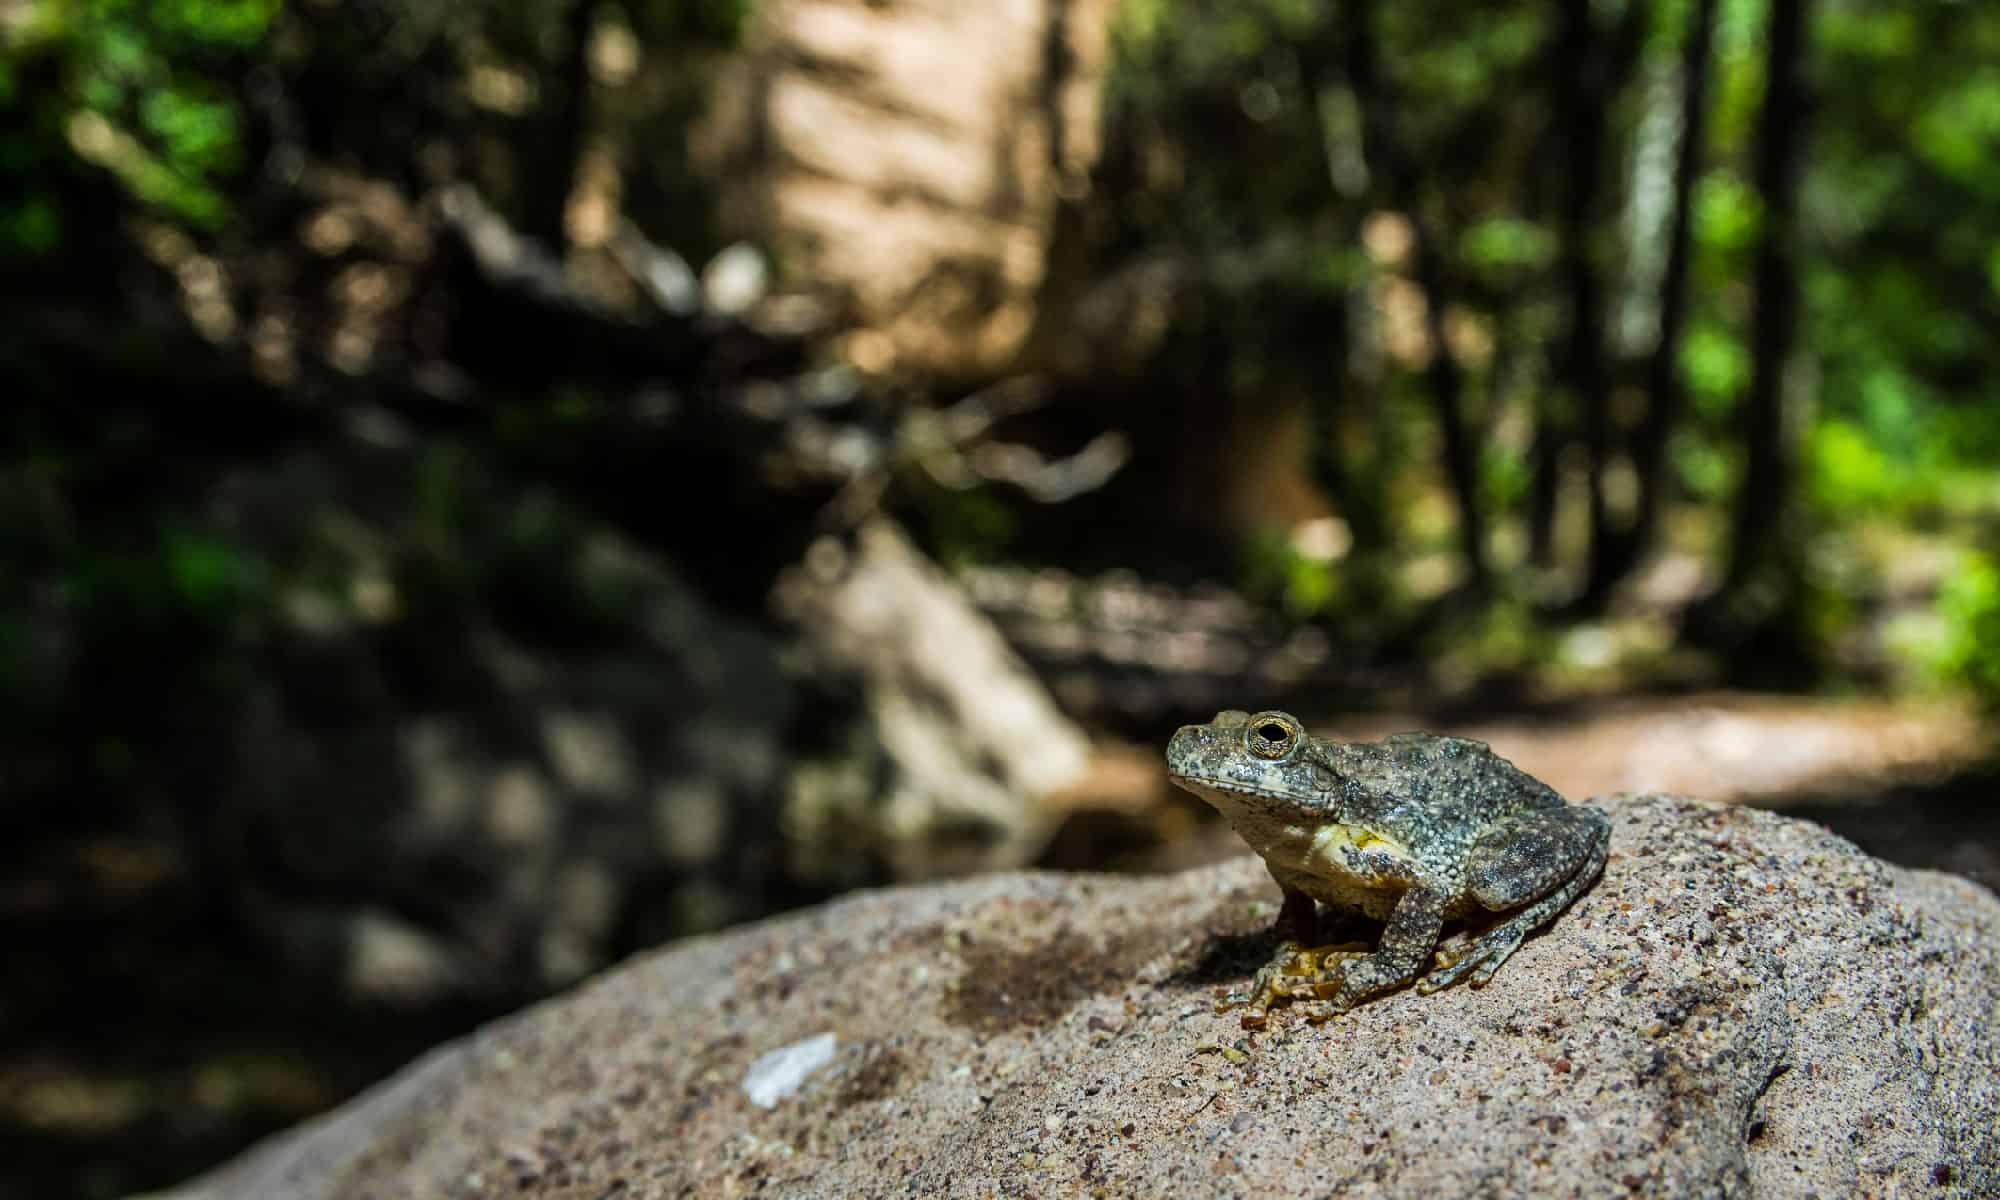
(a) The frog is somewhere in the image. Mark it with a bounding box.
[1166,710,1610,1023]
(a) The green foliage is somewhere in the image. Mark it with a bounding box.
[1909,72,2000,189]
[1805,2,2000,526]
[1113,0,1326,79]
[165,528,263,610]
[1931,551,2000,707]
[1680,321,1749,410]
[1241,532,1338,619]
[1807,418,1904,514]
[1385,4,1545,108]
[0,0,281,246]
[1670,428,1735,504]
[2,193,61,252]
[921,487,1020,568]
[1480,435,1533,514]
[1460,217,1557,280]
[1692,174,1760,252]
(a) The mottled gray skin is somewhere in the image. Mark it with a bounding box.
[1167,710,1610,1021]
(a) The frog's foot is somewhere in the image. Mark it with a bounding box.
[1282,997,1349,1024]
[1269,946,1378,1015]
[1215,940,1299,1016]
[1218,942,1370,1025]
[1417,928,1526,993]
[1261,943,1368,1002]
[1285,941,1373,976]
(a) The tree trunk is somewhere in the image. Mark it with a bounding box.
[1724,0,1811,599]
[1621,0,1719,577]
[520,0,598,250]
[1297,26,1388,561]
[1554,0,1618,609]
[1345,0,1488,586]
[1527,415,1563,567]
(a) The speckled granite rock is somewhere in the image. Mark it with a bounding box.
[149,796,2000,1199]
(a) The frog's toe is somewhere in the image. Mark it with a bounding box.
[1285,943,1371,975]
[1288,998,1347,1024]
[1419,930,1525,993]
[1416,960,1469,994]
[1465,937,1522,988]
[1223,951,1297,1015]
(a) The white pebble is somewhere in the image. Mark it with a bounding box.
[743,1032,838,1109]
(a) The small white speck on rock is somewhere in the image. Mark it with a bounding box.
[742,1032,837,1109]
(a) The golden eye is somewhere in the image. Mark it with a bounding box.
[1247,712,1298,760]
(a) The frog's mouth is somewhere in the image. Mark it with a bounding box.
[1165,772,1316,820]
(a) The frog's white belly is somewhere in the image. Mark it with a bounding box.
[1271,865,1404,920]
[1240,819,1411,921]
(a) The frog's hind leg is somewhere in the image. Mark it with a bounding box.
[1419,808,1609,994]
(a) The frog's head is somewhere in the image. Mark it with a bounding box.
[1166,710,1341,823]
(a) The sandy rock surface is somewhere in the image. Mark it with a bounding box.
[152,796,2000,1199]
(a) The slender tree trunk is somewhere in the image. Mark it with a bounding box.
[1413,232,1487,585]
[521,0,598,250]
[1554,0,1617,608]
[1345,0,1488,586]
[1621,0,1719,573]
[1724,0,1810,597]
[1297,28,1387,560]
[1527,415,1563,567]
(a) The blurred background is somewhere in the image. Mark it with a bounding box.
[4,0,1999,1194]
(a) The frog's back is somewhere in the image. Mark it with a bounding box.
[1377,732,1566,818]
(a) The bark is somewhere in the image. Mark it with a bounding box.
[1555,0,1616,606]
[1527,415,1564,567]
[520,0,598,250]
[1345,0,1489,585]
[1724,0,1811,596]
[1297,26,1388,560]
[1619,0,1720,578]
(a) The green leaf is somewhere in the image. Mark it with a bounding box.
[1461,218,1556,272]
[1682,323,1749,404]
[1693,174,1761,252]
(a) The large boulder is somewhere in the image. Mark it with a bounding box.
[151,796,2000,1199]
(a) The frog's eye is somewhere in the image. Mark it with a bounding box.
[1246,712,1300,760]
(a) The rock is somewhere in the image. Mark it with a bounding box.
[700,242,770,317]
[149,797,2000,1199]
[776,520,1093,882]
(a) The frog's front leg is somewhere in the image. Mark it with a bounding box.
[1283,885,1446,1017]
[1222,883,1317,1017]
[1223,882,1372,1019]
[1419,805,1609,994]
